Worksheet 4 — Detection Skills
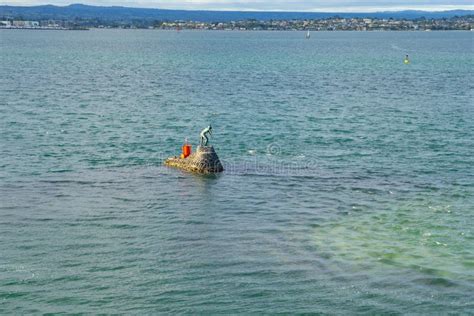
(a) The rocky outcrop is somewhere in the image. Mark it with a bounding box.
[164,146,224,174]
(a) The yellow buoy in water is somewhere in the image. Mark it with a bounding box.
[404,54,410,64]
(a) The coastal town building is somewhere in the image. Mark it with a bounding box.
[0,15,472,31]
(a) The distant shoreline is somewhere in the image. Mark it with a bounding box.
[1,4,472,31]
[1,27,472,32]
[2,16,472,31]
[0,27,88,31]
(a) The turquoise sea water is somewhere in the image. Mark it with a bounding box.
[1,30,473,314]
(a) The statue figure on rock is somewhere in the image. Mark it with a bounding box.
[165,124,223,173]
[200,125,212,147]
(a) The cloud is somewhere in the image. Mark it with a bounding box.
[3,0,474,11]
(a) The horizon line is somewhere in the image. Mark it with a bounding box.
[2,3,474,13]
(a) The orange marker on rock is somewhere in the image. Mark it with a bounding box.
[182,138,192,158]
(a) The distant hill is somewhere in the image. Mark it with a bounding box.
[1,4,472,22]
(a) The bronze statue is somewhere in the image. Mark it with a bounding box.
[200,125,212,147]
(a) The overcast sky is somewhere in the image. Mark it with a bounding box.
[2,0,474,12]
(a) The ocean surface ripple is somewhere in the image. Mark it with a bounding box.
[1,30,473,314]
